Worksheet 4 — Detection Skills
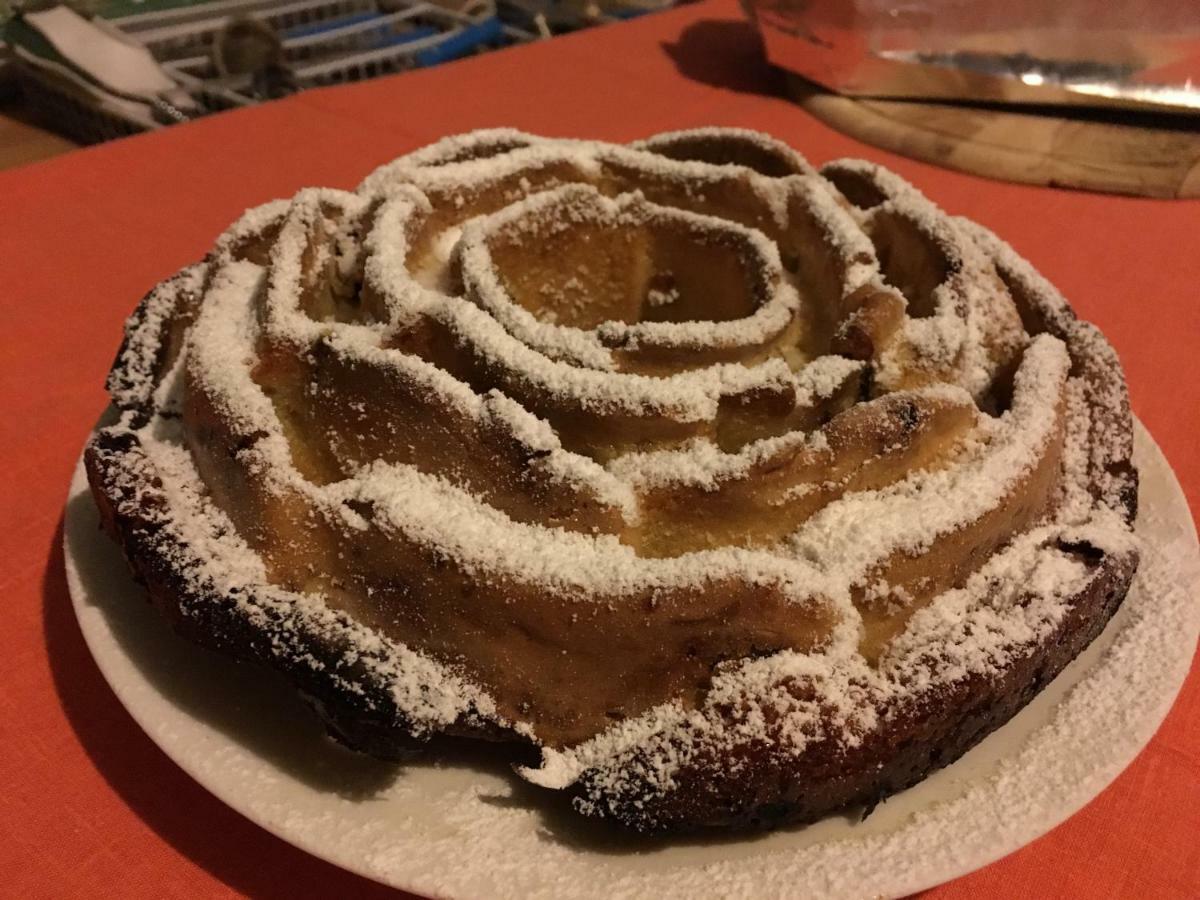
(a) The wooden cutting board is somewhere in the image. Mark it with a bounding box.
[788,75,1200,199]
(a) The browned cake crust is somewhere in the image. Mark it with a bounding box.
[85,129,1138,832]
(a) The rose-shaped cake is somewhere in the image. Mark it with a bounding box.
[86,129,1138,832]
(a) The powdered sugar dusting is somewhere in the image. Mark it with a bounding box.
[86,128,1143,836]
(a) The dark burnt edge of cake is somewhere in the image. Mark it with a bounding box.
[89,249,534,759]
[83,417,1139,834]
[565,550,1136,832]
[85,428,534,759]
[82,208,1141,837]
[90,256,529,760]
[85,429,431,759]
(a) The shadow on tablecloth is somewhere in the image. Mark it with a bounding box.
[42,509,408,899]
[659,18,784,97]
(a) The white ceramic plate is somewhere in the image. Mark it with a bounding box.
[64,422,1200,900]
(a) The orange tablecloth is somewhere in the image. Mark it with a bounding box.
[2,2,1197,896]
